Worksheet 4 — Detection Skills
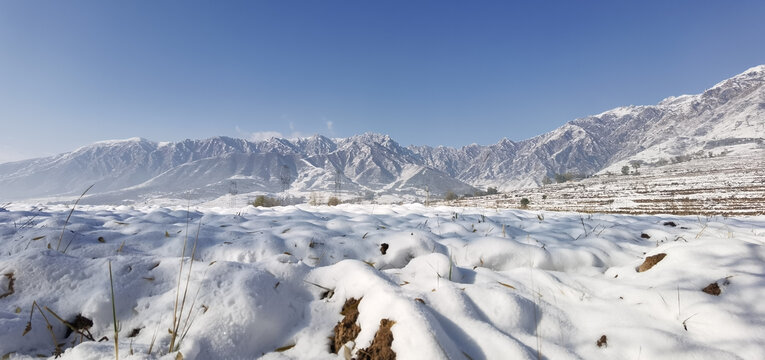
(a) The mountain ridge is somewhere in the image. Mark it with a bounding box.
[1,65,763,204]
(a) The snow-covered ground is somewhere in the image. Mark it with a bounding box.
[1,203,764,359]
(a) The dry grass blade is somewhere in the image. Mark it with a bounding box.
[109,261,119,360]
[497,281,516,290]
[56,184,94,251]
[177,263,215,349]
[147,316,163,355]
[274,343,296,352]
[168,206,192,353]
[169,216,202,353]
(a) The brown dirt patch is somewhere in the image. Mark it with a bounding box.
[358,319,396,360]
[330,297,362,354]
[637,253,666,272]
[702,282,721,296]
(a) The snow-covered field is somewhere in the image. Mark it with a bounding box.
[1,203,764,359]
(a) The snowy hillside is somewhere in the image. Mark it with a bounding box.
[0,65,763,205]
[1,203,763,359]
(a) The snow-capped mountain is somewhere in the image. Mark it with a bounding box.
[1,65,763,204]
[412,64,765,188]
[0,134,477,203]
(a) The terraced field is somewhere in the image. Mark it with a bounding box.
[444,147,765,216]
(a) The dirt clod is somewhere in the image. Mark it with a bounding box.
[0,273,15,299]
[330,298,362,354]
[127,327,142,338]
[65,314,94,338]
[702,282,721,296]
[358,319,396,360]
[597,335,607,348]
[380,243,389,255]
[637,253,666,272]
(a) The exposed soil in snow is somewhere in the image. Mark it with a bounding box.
[357,319,396,360]
[330,298,362,354]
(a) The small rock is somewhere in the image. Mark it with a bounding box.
[663,221,677,227]
[640,233,651,239]
[637,253,666,272]
[702,282,721,296]
[380,243,389,255]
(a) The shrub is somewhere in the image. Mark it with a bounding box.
[520,198,530,208]
[554,173,568,183]
[444,191,457,201]
[621,166,630,175]
[252,195,280,207]
[327,197,340,206]
[486,187,499,195]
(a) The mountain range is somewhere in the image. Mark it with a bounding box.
[1,65,763,204]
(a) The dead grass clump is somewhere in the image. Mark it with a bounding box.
[328,197,341,206]
[637,253,666,272]
[702,282,721,296]
[330,297,362,354]
[357,319,396,360]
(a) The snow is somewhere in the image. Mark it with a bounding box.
[1,203,764,359]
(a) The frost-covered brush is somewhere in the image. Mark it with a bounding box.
[56,184,94,251]
[169,216,202,353]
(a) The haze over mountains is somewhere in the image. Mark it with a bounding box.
[1,65,763,205]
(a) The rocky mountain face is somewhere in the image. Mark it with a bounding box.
[1,65,763,204]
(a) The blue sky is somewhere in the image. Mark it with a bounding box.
[1,1,764,162]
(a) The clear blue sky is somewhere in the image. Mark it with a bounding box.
[1,1,764,162]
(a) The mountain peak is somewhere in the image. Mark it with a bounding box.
[92,137,151,146]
